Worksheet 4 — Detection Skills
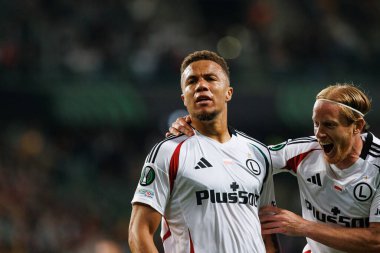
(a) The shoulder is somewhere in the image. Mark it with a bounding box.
[145,134,190,164]
[362,132,380,163]
[285,136,318,146]
[234,129,268,149]
[368,132,380,144]
[361,160,380,186]
[233,129,271,165]
[269,136,321,168]
[269,136,319,152]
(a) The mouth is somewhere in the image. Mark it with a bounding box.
[320,142,334,154]
[195,95,212,104]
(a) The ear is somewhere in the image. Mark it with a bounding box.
[181,94,186,106]
[354,118,365,134]
[225,87,233,102]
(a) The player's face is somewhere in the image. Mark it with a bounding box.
[312,100,357,165]
[181,60,233,121]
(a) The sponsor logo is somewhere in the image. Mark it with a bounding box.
[139,166,155,186]
[195,157,213,169]
[246,159,261,175]
[195,181,260,207]
[138,189,155,198]
[353,182,372,202]
[306,173,322,186]
[305,199,369,228]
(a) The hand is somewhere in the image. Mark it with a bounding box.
[165,115,194,137]
[259,205,310,237]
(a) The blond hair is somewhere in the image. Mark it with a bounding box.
[316,83,371,128]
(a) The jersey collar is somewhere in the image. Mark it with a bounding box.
[360,131,373,159]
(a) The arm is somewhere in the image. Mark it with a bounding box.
[263,234,281,253]
[260,205,380,252]
[129,203,162,253]
[258,152,281,253]
[165,115,194,137]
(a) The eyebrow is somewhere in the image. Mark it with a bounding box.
[186,72,217,80]
[185,75,197,81]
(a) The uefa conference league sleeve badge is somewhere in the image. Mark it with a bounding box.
[139,165,156,186]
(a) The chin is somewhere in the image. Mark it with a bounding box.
[196,113,216,121]
[194,111,218,121]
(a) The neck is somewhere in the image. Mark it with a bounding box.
[191,111,231,143]
[335,135,363,169]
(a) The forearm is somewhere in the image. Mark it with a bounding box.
[303,222,380,252]
[128,231,159,253]
[260,206,380,252]
[129,203,162,253]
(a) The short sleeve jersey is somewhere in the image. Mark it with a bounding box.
[270,132,380,253]
[132,129,275,253]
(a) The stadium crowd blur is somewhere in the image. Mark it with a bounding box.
[1,0,380,252]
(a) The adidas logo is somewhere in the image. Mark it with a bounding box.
[307,173,322,186]
[195,157,213,169]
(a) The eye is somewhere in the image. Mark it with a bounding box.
[186,77,197,85]
[205,75,217,82]
[323,122,336,129]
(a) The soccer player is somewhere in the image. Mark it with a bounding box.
[167,83,380,253]
[260,84,380,253]
[128,50,278,253]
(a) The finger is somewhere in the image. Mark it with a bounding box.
[259,205,279,215]
[172,121,182,129]
[259,213,281,223]
[168,127,181,136]
[180,127,194,137]
[182,126,194,136]
[172,122,185,134]
[184,115,192,123]
[166,129,181,137]
[177,117,188,125]
[174,121,194,137]
[260,215,283,225]
[262,227,286,235]
[261,221,283,229]
[175,117,187,125]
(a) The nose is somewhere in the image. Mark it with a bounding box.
[314,126,326,138]
[195,78,210,92]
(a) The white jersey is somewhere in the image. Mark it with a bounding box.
[132,128,275,253]
[270,132,380,253]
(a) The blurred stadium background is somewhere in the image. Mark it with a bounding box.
[1,0,380,252]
